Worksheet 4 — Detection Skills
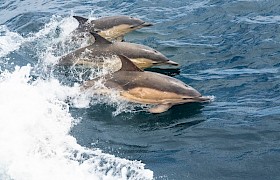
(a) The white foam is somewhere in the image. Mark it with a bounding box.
[0,25,25,58]
[0,65,153,180]
[0,15,154,179]
[33,15,84,65]
[0,15,83,64]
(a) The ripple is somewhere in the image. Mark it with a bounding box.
[237,15,280,24]
[1,0,280,179]
[181,67,279,80]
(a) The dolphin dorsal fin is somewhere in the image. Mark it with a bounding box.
[118,55,143,72]
[90,32,112,45]
[73,16,88,25]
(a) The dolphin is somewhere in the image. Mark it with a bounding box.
[73,15,152,41]
[58,32,179,69]
[82,55,210,113]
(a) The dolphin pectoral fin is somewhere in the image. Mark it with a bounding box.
[148,104,173,114]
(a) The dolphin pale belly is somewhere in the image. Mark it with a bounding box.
[83,55,210,113]
[58,32,179,69]
[73,15,152,41]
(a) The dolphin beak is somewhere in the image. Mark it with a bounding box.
[167,60,179,66]
[142,22,153,27]
[130,22,153,29]
[193,96,212,102]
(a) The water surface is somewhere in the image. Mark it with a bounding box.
[0,0,280,179]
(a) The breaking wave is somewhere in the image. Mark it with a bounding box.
[0,14,153,180]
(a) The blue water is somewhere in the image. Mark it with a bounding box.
[1,0,280,179]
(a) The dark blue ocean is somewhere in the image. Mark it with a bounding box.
[0,0,280,179]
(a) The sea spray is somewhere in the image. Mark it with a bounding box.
[0,14,154,179]
[0,65,153,180]
[0,25,25,58]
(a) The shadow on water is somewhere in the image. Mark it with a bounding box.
[70,102,207,151]
[83,102,205,125]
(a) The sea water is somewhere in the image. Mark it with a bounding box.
[1,0,280,179]
[0,15,152,180]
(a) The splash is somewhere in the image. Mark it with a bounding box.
[0,25,25,58]
[0,14,153,180]
[0,65,153,180]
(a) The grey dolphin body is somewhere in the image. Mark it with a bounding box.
[58,32,179,69]
[73,15,152,41]
[83,55,210,113]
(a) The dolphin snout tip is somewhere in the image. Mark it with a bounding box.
[132,22,153,29]
[196,95,214,103]
[142,22,153,27]
[167,60,179,66]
